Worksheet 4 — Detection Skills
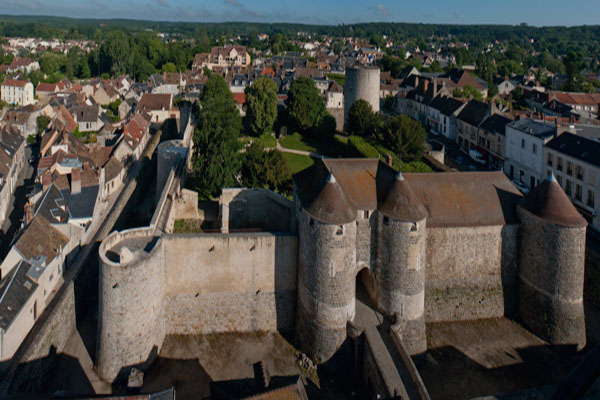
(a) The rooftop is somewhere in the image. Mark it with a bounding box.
[508,118,555,139]
[546,132,600,168]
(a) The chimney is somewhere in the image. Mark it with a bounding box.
[414,75,419,88]
[71,168,81,195]
[433,79,438,96]
[42,174,51,192]
[253,361,270,389]
[387,153,393,166]
[423,79,429,92]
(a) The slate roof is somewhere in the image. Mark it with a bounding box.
[72,105,99,123]
[508,118,555,139]
[523,174,587,228]
[546,132,600,168]
[480,114,513,136]
[294,159,523,228]
[457,99,490,127]
[0,260,37,331]
[60,185,99,219]
[138,93,172,111]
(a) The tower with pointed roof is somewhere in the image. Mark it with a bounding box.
[295,172,358,362]
[517,172,587,349]
[376,172,429,354]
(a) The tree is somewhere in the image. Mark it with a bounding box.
[245,77,278,136]
[286,77,326,133]
[192,74,242,197]
[382,115,427,162]
[453,84,483,101]
[36,115,51,136]
[161,62,177,73]
[346,99,381,139]
[241,143,292,196]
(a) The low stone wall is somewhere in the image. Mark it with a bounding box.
[163,233,298,334]
[424,225,519,321]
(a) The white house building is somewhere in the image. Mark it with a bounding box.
[1,79,34,106]
[504,118,556,189]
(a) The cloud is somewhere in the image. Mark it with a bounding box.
[154,0,169,6]
[222,0,262,18]
[224,0,241,6]
[376,4,391,17]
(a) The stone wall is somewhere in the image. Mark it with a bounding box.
[585,246,600,309]
[518,207,586,349]
[163,233,298,334]
[355,210,376,270]
[424,224,519,322]
[344,66,381,127]
[221,189,296,233]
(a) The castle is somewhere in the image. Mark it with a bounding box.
[95,142,587,382]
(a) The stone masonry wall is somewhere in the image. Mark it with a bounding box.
[424,224,519,322]
[356,210,377,270]
[163,233,298,334]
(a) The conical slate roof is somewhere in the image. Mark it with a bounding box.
[523,173,587,228]
[304,173,356,224]
[379,172,428,222]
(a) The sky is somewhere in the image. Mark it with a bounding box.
[2,0,599,26]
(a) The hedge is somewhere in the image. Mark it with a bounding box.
[348,135,380,158]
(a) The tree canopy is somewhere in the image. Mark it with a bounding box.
[381,115,427,162]
[241,143,292,196]
[245,77,278,136]
[346,99,382,139]
[286,77,326,133]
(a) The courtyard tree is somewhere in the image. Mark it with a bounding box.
[286,77,326,133]
[245,77,278,136]
[346,99,382,139]
[191,74,242,197]
[382,114,427,162]
[241,143,292,196]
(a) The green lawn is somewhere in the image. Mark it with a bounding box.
[257,132,277,148]
[283,152,315,174]
[280,132,349,157]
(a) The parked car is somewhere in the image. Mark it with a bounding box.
[469,149,486,165]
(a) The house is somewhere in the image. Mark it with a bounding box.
[427,95,465,140]
[544,132,600,231]
[446,69,489,99]
[0,124,26,227]
[2,109,38,138]
[194,46,251,71]
[548,91,600,119]
[93,83,119,106]
[5,57,39,74]
[36,82,64,100]
[504,118,557,189]
[72,105,101,132]
[326,81,343,109]
[494,76,519,96]
[138,93,173,123]
[1,79,34,106]
[118,98,137,120]
[100,156,125,200]
[477,113,513,170]
[456,99,491,152]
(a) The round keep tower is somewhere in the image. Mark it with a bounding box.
[517,173,587,349]
[296,173,357,363]
[97,228,166,382]
[376,172,428,355]
[344,66,381,129]
[157,140,188,204]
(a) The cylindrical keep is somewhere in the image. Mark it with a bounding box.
[157,140,187,204]
[517,207,586,349]
[96,233,166,382]
[296,210,357,363]
[376,213,427,355]
[344,66,381,126]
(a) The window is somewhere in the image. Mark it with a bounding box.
[309,218,315,227]
[588,190,595,208]
[547,153,553,167]
[557,174,563,186]
[521,138,525,149]
[590,170,597,187]
[575,184,583,201]
[557,157,563,171]
[336,225,344,236]
[530,176,536,189]
[383,216,390,226]
[566,180,572,196]
[364,210,369,219]
[532,143,537,154]
[519,170,524,183]
[576,165,583,181]
[567,161,573,176]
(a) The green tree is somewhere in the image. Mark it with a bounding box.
[382,115,427,162]
[453,84,483,101]
[161,62,177,73]
[346,99,382,139]
[241,143,292,196]
[192,74,242,197]
[36,115,51,136]
[286,77,326,133]
[245,77,278,136]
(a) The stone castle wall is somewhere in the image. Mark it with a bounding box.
[424,224,520,322]
[163,233,298,334]
[518,206,586,349]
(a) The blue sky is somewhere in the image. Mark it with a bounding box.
[2,0,599,26]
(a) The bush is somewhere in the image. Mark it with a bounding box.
[401,160,433,173]
[348,136,380,158]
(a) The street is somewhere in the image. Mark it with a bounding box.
[0,145,37,259]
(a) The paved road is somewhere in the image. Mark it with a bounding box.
[0,145,36,259]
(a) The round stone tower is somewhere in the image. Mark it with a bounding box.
[157,139,188,204]
[296,173,357,363]
[377,172,428,355]
[517,173,587,349]
[97,228,166,382]
[344,66,381,129]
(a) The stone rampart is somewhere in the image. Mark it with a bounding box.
[424,224,519,322]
